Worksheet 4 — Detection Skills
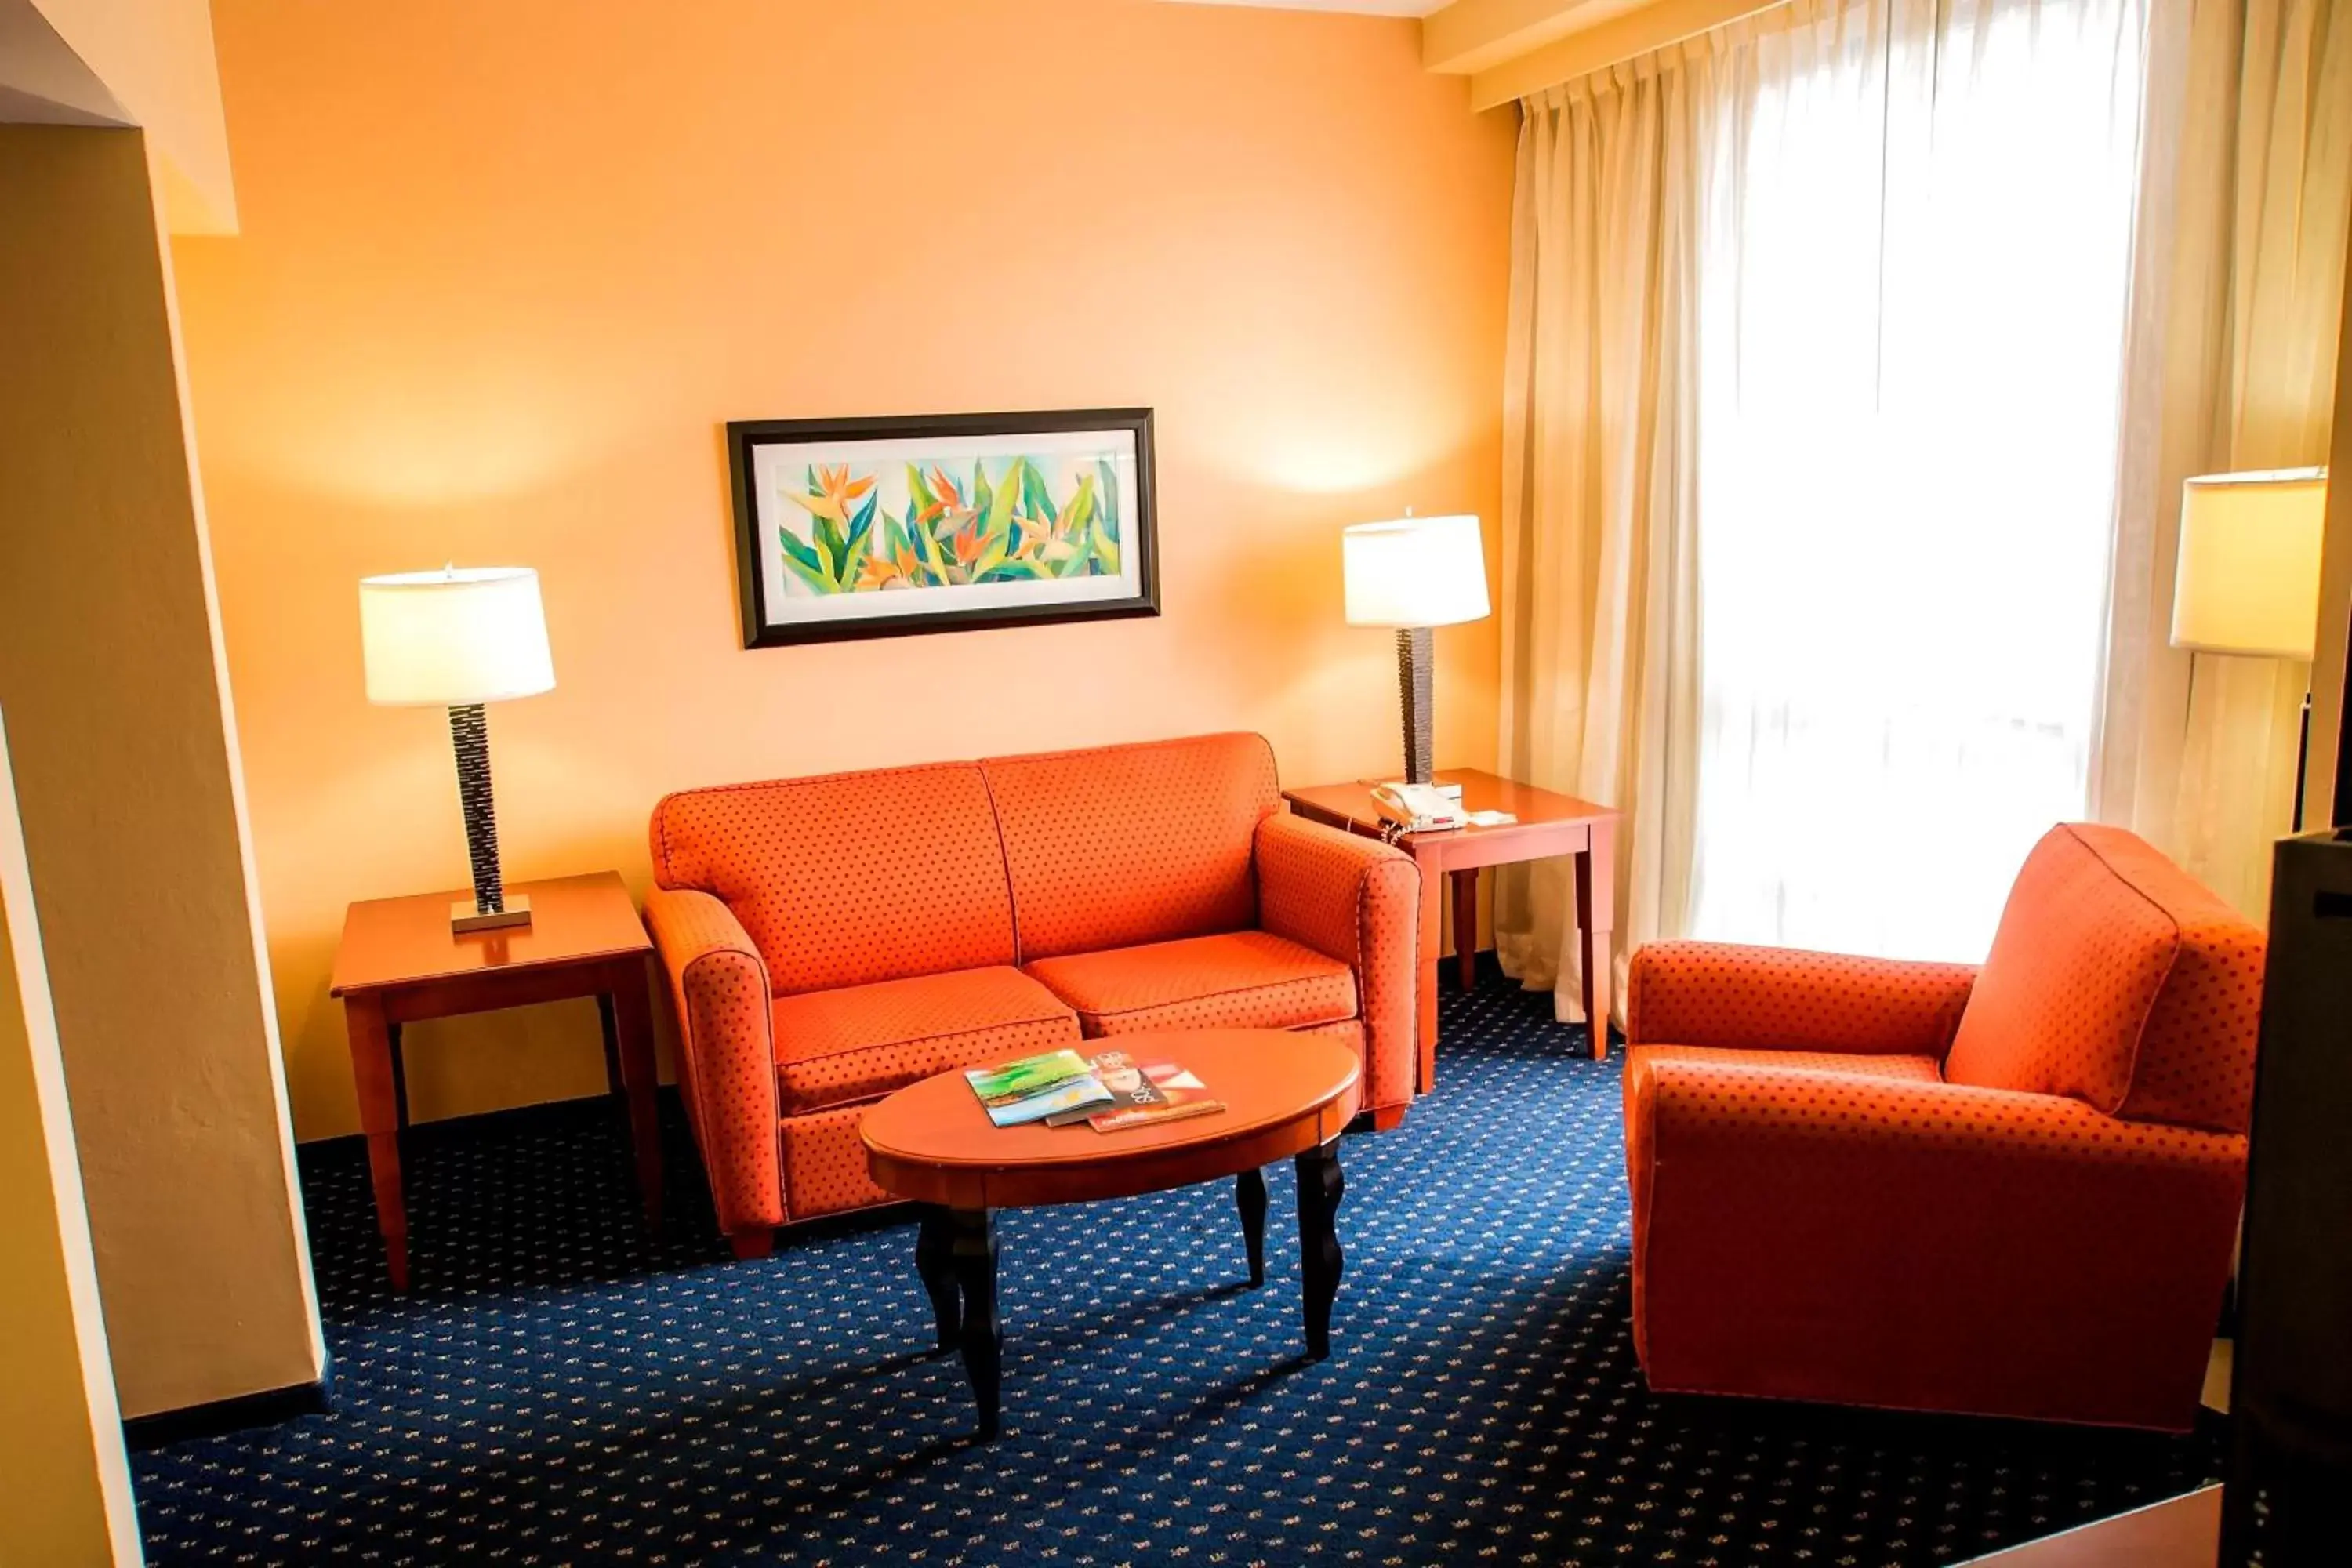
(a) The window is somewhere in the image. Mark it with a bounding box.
[1688,0,2149,959]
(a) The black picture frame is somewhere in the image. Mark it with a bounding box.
[725,407,1160,648]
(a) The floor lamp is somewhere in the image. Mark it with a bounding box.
[2170,468,2330,829]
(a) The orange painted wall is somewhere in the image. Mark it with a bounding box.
[173,0,1516,1140]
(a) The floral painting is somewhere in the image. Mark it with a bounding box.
[727,411,1158,647]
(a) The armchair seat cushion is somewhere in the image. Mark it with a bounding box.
[770,966,1080,1116]
[1025,930,1356,1036]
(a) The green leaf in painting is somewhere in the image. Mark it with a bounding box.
[814,514,848,577]
[777,536,840,595]
[778,526,826,577]
[971,459,993,522]
[907,463,938,515]
[971,534,1010,579]
[847,490,879,550]
[1097,459,1120,537]
[984,458,1020,535]
[836,524,873,586]
[1092,521,1120,576]
[909,512,950,579]
[1018,458,1058,525]
[1060,472,1096,534]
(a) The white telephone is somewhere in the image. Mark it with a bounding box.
[1370,782,1467,834]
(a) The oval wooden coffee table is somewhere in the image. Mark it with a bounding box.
[862,1028,1362,1439]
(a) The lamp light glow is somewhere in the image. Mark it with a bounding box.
[2170,469,2328,659]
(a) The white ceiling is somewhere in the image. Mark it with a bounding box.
[1156,1,1447,17]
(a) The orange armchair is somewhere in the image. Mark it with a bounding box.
[1623,824,2262,1432]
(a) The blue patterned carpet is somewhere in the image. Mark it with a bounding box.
[132,974,2225,1565]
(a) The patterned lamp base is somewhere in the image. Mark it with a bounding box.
[446,703,531,933]
[1394,626,1434,786]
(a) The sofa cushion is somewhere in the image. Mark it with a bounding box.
[651,763,1016,995]
[1024,930,1356,1036]
[979,733,1280,962]
[1943,824,2180,1115]
[770,966,1080,1116]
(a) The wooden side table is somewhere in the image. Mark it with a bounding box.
[329,870,662,1290]
[1282,769,1620,1080]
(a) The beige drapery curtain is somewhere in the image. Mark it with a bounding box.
[2096,0,2350,917]
[1494,54,1707,1025]
[1497,0,2132,1019]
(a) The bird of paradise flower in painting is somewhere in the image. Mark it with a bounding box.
[772,455,1123,596]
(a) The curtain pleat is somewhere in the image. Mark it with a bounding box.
[2096,0,2350,916]
[1497,64,1706,1023]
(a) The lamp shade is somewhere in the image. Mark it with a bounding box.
[2170,469,2328,659]
[359,567,556,706]
[1342,514,1490,629]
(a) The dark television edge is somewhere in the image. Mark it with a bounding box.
[2219,613,2352,1567]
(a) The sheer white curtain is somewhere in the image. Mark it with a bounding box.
[1500,0,2159,1013]
[1686,0,2151,960]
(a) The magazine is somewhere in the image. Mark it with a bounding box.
[964,1048,1113,1128]
[1042,1050,1167,1126]
[1090,1061,1225,1133]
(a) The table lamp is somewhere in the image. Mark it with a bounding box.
[2171,466,2328,828]
[359,566,556,932]
[1343,513,1490,786]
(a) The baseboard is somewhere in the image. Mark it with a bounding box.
[123,1366,332,1450]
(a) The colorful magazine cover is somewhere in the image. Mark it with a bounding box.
[964,1048,1112,1128]
[1042,1051,1167,1126]
[1090,1061,1224,1132]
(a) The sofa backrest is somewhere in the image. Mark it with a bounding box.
[649,762,1016,996]
[978,732,1281,962]
[1942,822,2263,1133]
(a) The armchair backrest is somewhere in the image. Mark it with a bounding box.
[978,732,1281,962]
[649,763,1016,996]
[1942,823,2263,1134]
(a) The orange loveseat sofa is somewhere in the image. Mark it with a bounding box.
[643,733,1420,1257]
[1621,823,2262,1431]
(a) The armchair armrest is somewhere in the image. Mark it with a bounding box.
[643,887,782,1234]
[1626,940,1976,1056]
[1254,811,1420,1112]
[1628,1058,2246,1427]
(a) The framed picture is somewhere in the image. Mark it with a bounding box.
[726,408,1159,648]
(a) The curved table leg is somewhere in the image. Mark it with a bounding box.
[914,1205,960,1352]
[949,1207,1001,1438]
[1236,1167,1268,1287]
[1295,1141,1345,1359]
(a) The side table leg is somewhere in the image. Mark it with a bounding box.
[606,959,664,1228]
[1575,824,1617,1060]
[1414,847,1442,1093]
[949,1208,1001,1438]
[1451,867,1479,991]
[386,1022,409,1131]
[1295,1140,1345,1360]
[344,994,409,1290]
[1236,1167,1267,1287]
[914,1205,960,1351]
[595,992,623,1097]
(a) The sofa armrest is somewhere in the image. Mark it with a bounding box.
[1628,1058,2246,1427]
[1626,940,1976,1056]
[643,887,782,1234]
[1254,812,1420,1113]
